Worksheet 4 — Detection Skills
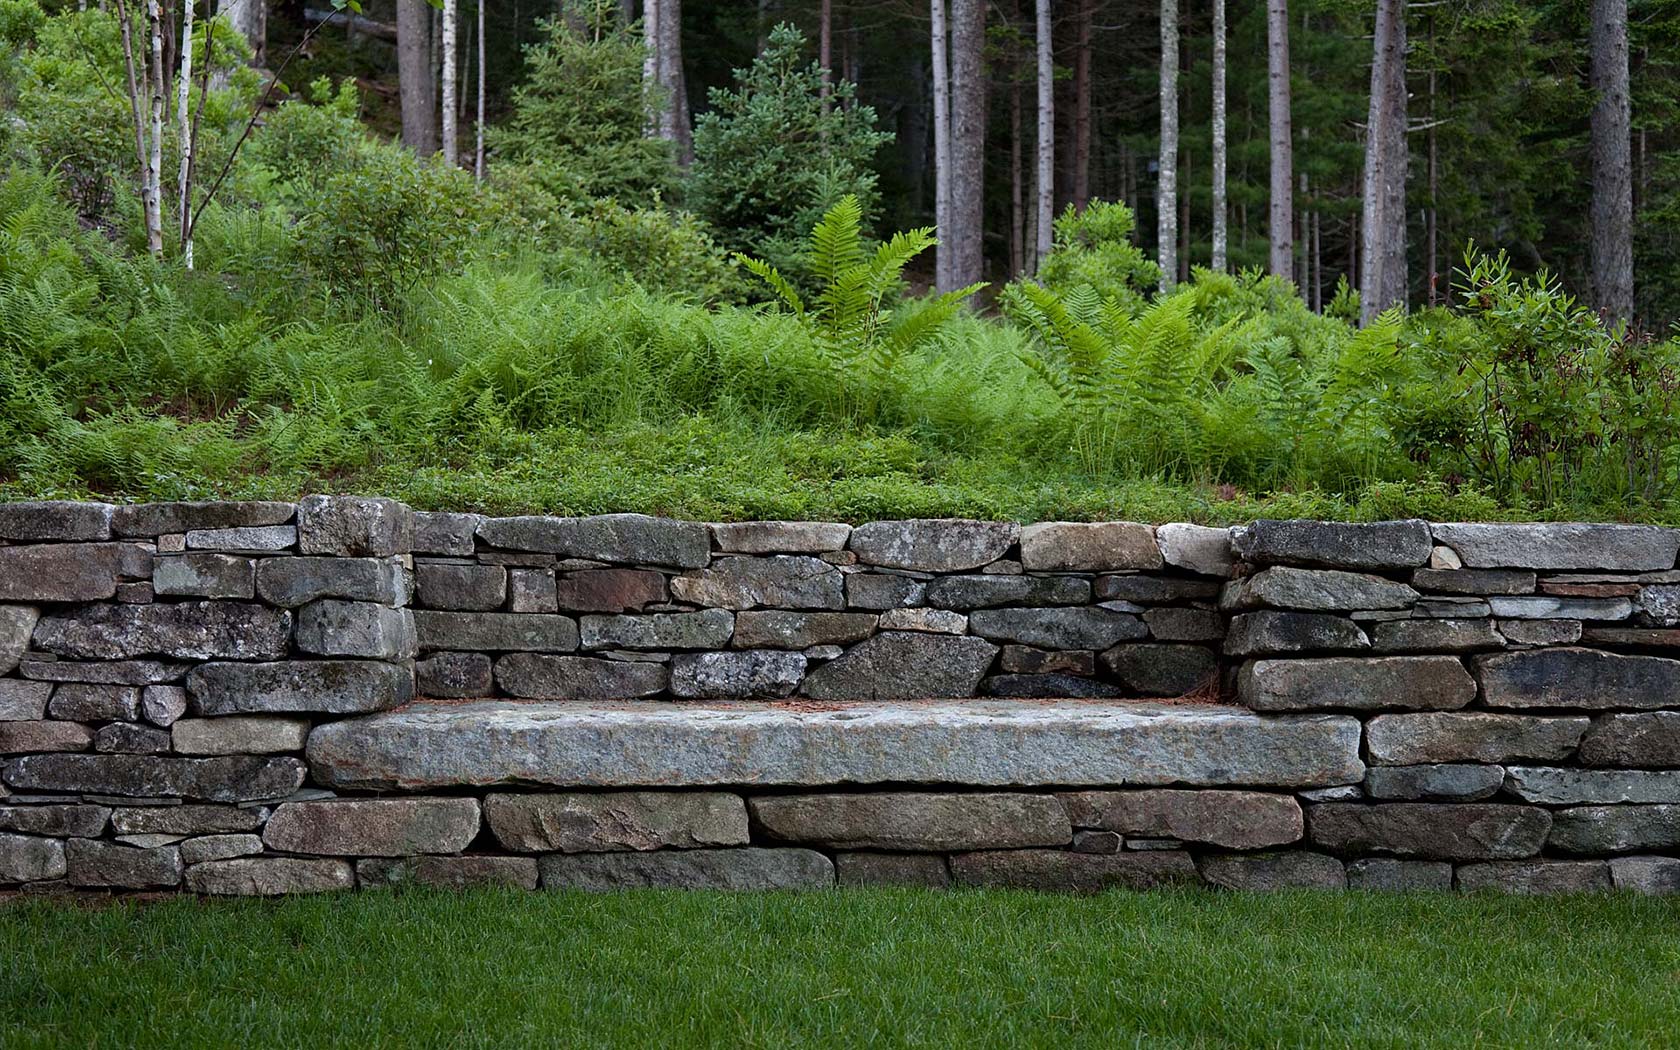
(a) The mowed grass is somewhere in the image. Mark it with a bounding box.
[2,888,1679,1048]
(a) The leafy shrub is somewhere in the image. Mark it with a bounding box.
[542,197,744,302]
[1030,201,1160,314]
[690,24,892,280]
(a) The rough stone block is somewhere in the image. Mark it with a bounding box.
[579,610,732,651]
[835,852,949,888]
[1225,567,1418,612]
[733,611,877,649]
[1143,607,1224,642]
[296,600,417,660]
[1548,805,1680,854]
[750,792,1070,851]
[1155,523,1235,577]
[415,562,507,611]
[508,569,558,613]
[4,753,305,801]
[877,608,967,634]
[357,855,540,890]
[0,833,66,882]
[65,839,181,888]
[968,607,1146,650]
[412,511,483,556]
[296,495,412,557]
[1225,612,1370,656]
[1363,764,1504,801]
[0,721,92,754]
[414,610,579,653]
[254,556,409,607]
[845,574,926,610]
[1370,619,1505,653]
[495,654,668,700]
[0,543,126,602]
[48,684,141,721]
[185,525,297,552]
[263,798,481,856]
[0,501,113,541]
[478,513,710,569]
[1100,644,1218,696]
[1345,858,1453,891]
[1431,522,1679,571]
[1307,803,1550,860]
[1456,860,1612,894]
[712,521,851,554]
[1610,855,1680,894]
[1199,851,1346,890]
[1503,766,1680,805]
[1365,712,1589,765]
[1486,596,1632,620]
[0,804,109,837]
[172,716,311,755]
[188,660,412,715]
[1411,568,1536,595]
[540,847,834,890]
[33,601,290,661]
[670,651,805,699]
[926,575,1090,610]
[1239,656,1475,712]
[980,673,1122,698]
[1060,789,1302,849]
[1583,627,1680,648]
[1232,519,1432,570]
[179,834,264,865]
[999,646,1094,676]
[551,569,666,613]
[485,791,748,852]
[93,722,171,754]
[153,553,255,599]
[950,849,1198,891]
[186,857,354,895]
[670,556,843,610]
[0,679,52,721]
[1475,648,1680,710]
[848,519,1019,573]
[112,501,294,538]
[1018,521,1162,571]
[416,652,494,698]
[109,805,262,835]
[1579,712,1680,768]
[802,632,998,700]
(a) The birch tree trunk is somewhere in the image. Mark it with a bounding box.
[643,0,660,136]
[1158,0,1178,292]
[175,0,194,266]
[1590,0,1634,324]
[1072,0,1092,211]
[397,0,437,155]
[1359,0,1408,324]
[1035,0,1054,270]
[948,0,986,289]
[1211,0,1227,271]
[475,0,486,181]
[144,0,165,257]
[930,0,952,290]
[441,0,457,166]
[819,0,832,112]
[1266,0,1292,280]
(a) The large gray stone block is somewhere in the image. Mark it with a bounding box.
[1475,648,1680,710]
[669,556,843,610]
[1239,656,1475,712]
[552,569,667,613]
[1548,805,1680,854]
[414,563,507,611]
[296,495,412,556]
[968,607,1146,650]
[112,501,294,537]
[0,606,37,678]
[495,654,668,699]
[1225,567,1418,612]
[1224,612,1370,656]
[32,602,290,660]
[3,753,305,801]
[152,553,255,599]
[1363,763,1504,801]
[1232,519,1432,570]
[21,659,184,686]
[185,525,295,552]
[802,632,997,700]
[1611,856,1680,894]
[670,651,805,699]
[1365,712,1589,765]
[305,700,1366,790]
[46,684,141,721]
[1579,712,1680,768]
[0,803,109,837]
[1099,644,1221,697]
[485,791,748,852]
[1504,767,1680,804]
[1199,851,1346,890]
[1060,789,1302,849]
[1345,858,1454,891]
[188,660,412,715]
[0,833,66,882]
[1307,803,1550,860]
[109,805,262,835]
[749,792,1072,851]
[579,610,732,651]
[414,610,580,652]
[180,834,265,865]
[539,848,833,890]
[412,511,483,556]
[186,857,354,895]
[950,849,1198,891]
[0,543,127,602]
[925,574,1091,610]
[1155,523,1236,577]
[1456,860,1613,894]
[848,519,1019,572]
[416,652,494,698]
[172,716,311,755]
[255,556,409,607]
[263,798,480,856]
[0,679,50,721]
[296,600,417,660]
[0,501,113,541]
[836,852,950,888]
[1370,619,1504,653]
[478,513,710,569]
[732,611,877,649]
[711,521,851,554]
[0,721,92,754]
[1018,522,1162,571]
[357,855,540,890]
[1431,523,1680,571]
[65,839,181,888]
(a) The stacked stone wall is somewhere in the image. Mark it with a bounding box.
[0,498,1677,895]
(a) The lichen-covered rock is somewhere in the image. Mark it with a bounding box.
[1548,804,1680,854]
[1365,712,1589,765]
[1226,567,1418,612]
[539,848,833,890]
[478,513,710,569]
[416,652,494,698]
[153,553,256,599]
[1475,648,1680,710]
[0,501,113,541]
[750,792,1071,851]
[848,519,1019,572]
[968,606,1146,650]
[188,660,412,715]
[1239,656,1474,712]
[414,563,507,611]
[836,852,950,888]
[1370,619,1504,653]
[924,574,1091,609]
[877,608,967,634]
[801,632,998,700]
[1503,766,1680,804]
[1363,763,1504,801]
[1061,789,1302,849]
[1610,856,1680,894]
[0,804,109,837]
[1100,644,1219,696]
[112,501,294,537]
[109,805,262,835]
[1155,523,1235,577]
[669,650,805,699]
[4,753,305,801]
[92,722,171,754]
[356,855,540,890]
[297,495,413,557]
[950,849,1198,891]
[0,679,49,721]
[186,857,354,896]
[1456,860,1613,894]
[263,798,480,856]
[1431,522,1679,571]
[1232,519,1432,570]
[1485,596,1632,620]
[412,511,483,556]
[1307,803,1550,859]
[1199,851,1345,890]
[670,556,843,610]
[1018,521,1162,571]
[979,673,1123,698]
[47,684,141,721]
[185,525,296,552]
[553,569,668,613]
[33,601,290,660]
[495,654,668,699]
[711,521,851,554]
[485,791,748,852]
[65,839,181,888]
[1224,612,1370,657]
[172,716,311,755]
[179,834,265,865]
[255,556,409,607]
[0,543,127,602]
[0,833,66,883]
[1411,568,1537,595]
[0,720,92,754]
[1637,585,1680,626]
[579,609,733,651]
[296,600,416,660]
[1345,858,1453,891]
[732,611,878,649]
[1143,607,1223,642]
[413,610,579,653]
[1497,619,1584,648]
[1578,712,1680,768]
[844,573,926,610]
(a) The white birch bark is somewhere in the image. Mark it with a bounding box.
[176,0,195,266]
[930,0,952,291]
[1266,0,1292,280]
[1034,0,1053,271]
[1158,0,1179,292]
[1211,0,1227,271]
[441,0,457,166]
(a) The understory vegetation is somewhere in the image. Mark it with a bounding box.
[1,6,1677,523]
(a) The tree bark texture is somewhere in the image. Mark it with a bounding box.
[1211,0,1228,271]
[1035,0,1054,270]
[397,0,437,155]
[1158,0,1179,291]
[930,0,952,289]
[947,0,986,289]
[1266,0,1292,280]
[1590,0,1634,323]
[1360,0,1407,323]
[441,0,458,167]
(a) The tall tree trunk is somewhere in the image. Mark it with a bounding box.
[216,0,263,67]
[145,0,165,257]
[948,0,986,289]
[1035,0,1054,270]
[931,0,953,290]
[175,0,194,266]
[1072,0,1092,210]
[1010,9,1024,279]
[1590,0,1633,324]
[1426,11,1438,306]
[1360,0,1407,323]
[643,0,659,135]
[1211,0,1227,270]
[441,0,457,166]
[1158,0,1178,292]
[397,0,437,155]
[1266,0,1291,280]
[657,0,690,165]
[475,0,486,181]
[819,0,832,112]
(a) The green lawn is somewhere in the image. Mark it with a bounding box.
[3,888,1678,1048]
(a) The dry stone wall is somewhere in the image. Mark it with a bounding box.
[1,499,1679,895]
